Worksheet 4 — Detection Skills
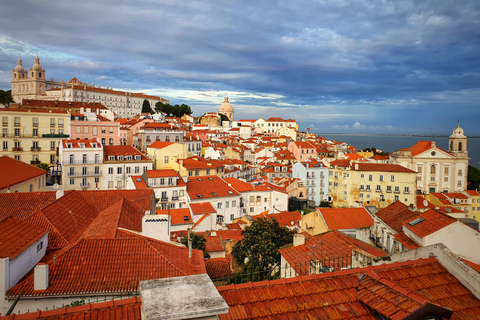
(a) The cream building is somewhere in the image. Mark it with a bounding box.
[328,161,417,208]
[11,57,168,118]
[391,124,469,194]
[0,108,70,166]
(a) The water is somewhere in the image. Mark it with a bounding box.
[318,134,480,168]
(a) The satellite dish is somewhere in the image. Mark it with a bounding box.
[423,200,428,207]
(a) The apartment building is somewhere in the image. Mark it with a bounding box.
[0,108,70,166]
[292,159,329,206]
[137,122,185,152]
[70,113,120,145]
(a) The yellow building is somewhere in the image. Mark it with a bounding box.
[0,108,70,167]
[466,190,480,222]
[147,141,187,171]
[329,160,417,208]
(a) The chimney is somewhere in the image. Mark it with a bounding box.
[293,234,305,247]
[34,263,49,290]
[210,230,217,236]
[55,189,64,200]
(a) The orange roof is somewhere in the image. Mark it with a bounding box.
[318,207,374,230]
[103,145,149,160]
[6,235,206,297]
[416,196,436,210]
[0,217,48,259]
[145,169,178,178]
[280,231,387,275]
[205,255,233,280]
[354,163,416,173]
[130,175,148,189]
[186,176,240,200]
[204,235,225,252]
[393,232,421,250]
[157,208,192,225]
[0,157,47,191]
[218,257,471,319]
[147,141,175,149]
[61,138,100,148]
[20,99,109,110]
[0,191,57,221]
[375,201,420,233]
[403,209,456,238]
[190,202,216,215]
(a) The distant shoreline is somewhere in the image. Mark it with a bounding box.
[316,133,480,138]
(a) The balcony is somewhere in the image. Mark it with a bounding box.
[12,147,23,152]
[160,197,169,202]
[50,147,56,151]
[50,124,55,127]
[67,170,102,177]
[80,182,90,188]
[171,196,179,200]
[33,123,38,127]
[42,134,69,138]
[63,159,101,165]
[30,160,41,165]
[31,147,42,152]
[14,123,20,127]
[2,122,7,126]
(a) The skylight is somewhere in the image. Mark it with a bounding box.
[408,217,425,226]
[212,192,217,196]
[228,191,234,194]
[135,178,142,182]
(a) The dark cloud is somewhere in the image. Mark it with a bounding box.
[1,0,479,134]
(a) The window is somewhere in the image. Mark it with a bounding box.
[458,180,462,187]
[108,167,113,174]
[82,167,87,175]
[109,138,113,145]
[82,154,87,164]
[164,156,169,164]
[117,167,122,174]
[217,202,222,209]
[256,196,261,202]
[458,169,463,176]
[84,126,89,133]
[226,201,229,208]
[135,166,140,173]
[444,167,449,175]
[376,185,381,192]
[366,185,371,192]
[37,241,43,252]
[58,119,64,128]
[14,128,20,137]
[386,186,392,193]
[94,166,100,175]
[369,175,373,181]
[430,165,436,175]
[143,166,147,172]
[69,154,74,164]
[168,177,173,185]
[360,173,365,179]
[14,117,20,126]
[102,127,106,134]
[2,128,6,137]
[417,165,422,173]
[126,167,131,174]
[394,186,400,193]
[404,187,410,194]
[109,127,114,133]
[70,178,75,185]
[2,117,7,126]
[50,118,55,127]
[379,175,383,182]
[33,118,38,127]
[2,141,7,150]
[390,175,394,182]
[232,200,236,207]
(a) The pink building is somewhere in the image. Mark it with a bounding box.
[70,113,120,146]
[288,141,318,161]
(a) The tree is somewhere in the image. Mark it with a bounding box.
[319,200,332,208]
[0,90,13,106]
[37,163,51,178]
[141,99,153,114]
[180,232,210,258]
[231,217,295,275]
[468,165,480,190]
[154,101,164,114]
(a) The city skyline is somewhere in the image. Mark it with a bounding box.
[0,0,479,134]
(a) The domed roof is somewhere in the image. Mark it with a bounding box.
[14,57,24,71]
[450,122,466,138]
[31,56,43,71]
[219,95,234,113]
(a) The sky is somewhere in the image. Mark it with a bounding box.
[0,0,479,135]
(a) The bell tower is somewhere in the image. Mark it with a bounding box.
[449,122,468,159]
[28,56,46,96]
[11,57,28,103]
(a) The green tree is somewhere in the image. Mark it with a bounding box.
[141,99,153,114]
[180,233,210,258]
[179,104,193,116]
[0,90,13,106]
[37,163,51,178]
[154,101,164,113]
[319,200,332,208]
[468,165,480,190]
[232,217,295,275]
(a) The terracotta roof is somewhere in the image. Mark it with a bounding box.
[0,157,47,191]
[103,145,149,160]
[0,297,142,320]
[280,231,387,275]
[217,257,479,319]
[204,235,225,252]
[0,217,48,259]
[20,100,109,110]
[330,159,351,167]
[375,201,420,233]
[205,255,233,280]
[416,196,436,210]
[462,258,480,274]
[400,141,449,157]
[353,163,416,173]
[6,235,206,297]
[147,141,174,149]
[252,211,301,228]
[61,138,100,148]
[181,157,224,170]
[130,176,148,189]
[190,202,216,215]
[0,191,57,220]
[145,169,178,178]
[402,209,457,238]
[393,232,421,250]
[157,208,192,225]
[186,176,240,200]
[318,208,374,230]
[211,230,244,242]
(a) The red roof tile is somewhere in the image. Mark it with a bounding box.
[0,217,48,259]
[318,207,374,230]
[6,235,206,297]
[0,191,57,220]
[354,163,416,173]
[145,169,178,178]
[279,231,387,275]
[206,255,233,280]
[204,235,225,252]
[157,208,192,225]
[375,201,420,233]
[190,202,216,215]
[0,157,47,191]
[147,141,174,149]
[187,176,240,200]
[103,145,149,160]
[400,141,450,157]
[392,232,421,250]
[402,209,456,238]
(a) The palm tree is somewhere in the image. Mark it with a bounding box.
[37,163,51,178]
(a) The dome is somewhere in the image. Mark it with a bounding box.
[31,56,43,71]
[450,123,466,138]
[14,57,24,71]
[219,95,234,114]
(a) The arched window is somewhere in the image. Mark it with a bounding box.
[459,142,462,151]
[450,141,453,151]
[431,165,436,175]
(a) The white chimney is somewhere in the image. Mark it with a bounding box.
[142,214,170,242]
[34,263,49,290]
[293,234,305,247]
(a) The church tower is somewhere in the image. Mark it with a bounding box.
[449,122,468,159]
[11,56,46,103]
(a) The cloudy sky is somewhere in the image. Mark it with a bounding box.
[1,0,479,135]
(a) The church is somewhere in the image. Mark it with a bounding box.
[391,123,469,194]
[11,57,168,118]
